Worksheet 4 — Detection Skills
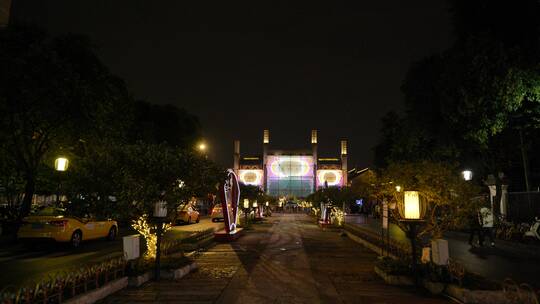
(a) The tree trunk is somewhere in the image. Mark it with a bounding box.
[20,175,35,220]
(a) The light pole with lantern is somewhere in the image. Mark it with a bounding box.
[253,201,258,219]
[398,190,425,285]
[54,157,69,206]
[243,199,250,226]
[153,199,167,280]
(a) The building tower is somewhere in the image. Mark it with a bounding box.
[263,129,270,192]
[233,140,240,175]
[311,130,318,190]
[341,140,348,186]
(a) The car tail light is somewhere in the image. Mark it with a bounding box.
[49,220,68,228]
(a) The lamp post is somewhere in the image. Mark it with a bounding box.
[399,190,425,285]
[54,157,69,206]
[243,199,249,226]
[153,200,167,281]
[253,201,258,218]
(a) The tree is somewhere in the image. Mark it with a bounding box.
[0,26,132,219]
[377,161,480,239]
[374,0,540,195]
[128,101,201,149]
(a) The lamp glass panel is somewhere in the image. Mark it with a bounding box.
[404,191,420,220]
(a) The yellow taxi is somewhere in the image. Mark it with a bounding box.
[175,205,200,224]
[211,204,225,222]
[18,207,118,248]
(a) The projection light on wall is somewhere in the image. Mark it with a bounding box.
[317,170,343,187]
[238,169,263,186]
[268,156,312,178]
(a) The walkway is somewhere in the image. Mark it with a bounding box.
[345,214,540,288]
[101,214,448,303]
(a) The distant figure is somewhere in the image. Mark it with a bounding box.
[467,209,484,247]
[480,206,495,247]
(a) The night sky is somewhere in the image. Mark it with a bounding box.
[12,1,453,168]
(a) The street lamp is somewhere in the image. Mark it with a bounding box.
[243,199,249,225]
[153,200,167,281]
[55,157,69,171]
[398,190,425,285]
[461,170,473,181]
[395,185,401,192]
[54,157,69,205]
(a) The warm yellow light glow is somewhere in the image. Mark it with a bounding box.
[253,201,258,208]
[132,215,172,259]
[265,201,269,207]
[311,130,318,144]
[341,140,347,155]
[395,185,401,192]
[243,199,249,209]
[263,129,270,144]
[55,157,69,171]
[404,191,420,220]
[198,143,206,151]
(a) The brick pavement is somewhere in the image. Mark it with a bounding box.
[101,214,450,304]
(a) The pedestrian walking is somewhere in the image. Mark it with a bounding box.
[467,209,484,247]
[480,206,495,247]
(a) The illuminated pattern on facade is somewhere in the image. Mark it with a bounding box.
[266,156,314,197]
[317,169,343,187]
[238,169,263,186]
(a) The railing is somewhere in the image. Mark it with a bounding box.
[0,256,126,304]
[161,228,215,256]
[344,222,411,260]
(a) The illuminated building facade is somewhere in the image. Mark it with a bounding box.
[233,130,348,198]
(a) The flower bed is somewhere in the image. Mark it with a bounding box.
[0,256,126,304]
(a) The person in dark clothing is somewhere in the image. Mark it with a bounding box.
[467,210,484,247]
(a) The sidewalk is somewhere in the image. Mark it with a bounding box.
[345,214,540,288]
[101,214,449,303]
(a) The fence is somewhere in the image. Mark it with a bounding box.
[507,191,540,223]
[0,256,126,304]
[344,222,411,260]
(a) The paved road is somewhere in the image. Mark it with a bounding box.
[0,217,222,289]
[102,214,449,304]
[345,214,540,288]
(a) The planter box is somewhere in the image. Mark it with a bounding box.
[128,271,153,287]
[65,277,128,304]
[374,266,414,286]
[161,262,198,280]
[444,284,523,304]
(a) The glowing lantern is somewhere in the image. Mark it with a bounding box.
[462,170,473,181]
[403,191,421,220]
[55,157,69,171]
[243,199,250,209]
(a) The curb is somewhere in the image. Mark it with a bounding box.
[64,277,128,304]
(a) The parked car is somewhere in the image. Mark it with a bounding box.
[211,204,225,222]
[176,205,200,224]
[17,207,118,248]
